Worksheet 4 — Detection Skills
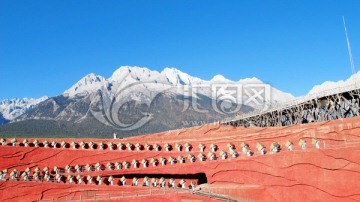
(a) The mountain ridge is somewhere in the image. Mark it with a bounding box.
[0,96,48,124]
[63,66,295,102]
[0,66,295,138]
[1,66,297,126]
[308,71,360,95]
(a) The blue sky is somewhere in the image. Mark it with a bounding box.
[0,0,359,100]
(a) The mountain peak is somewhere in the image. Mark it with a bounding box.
[307,71,360,95]
[161,67,184,75]
[64,73,105,97]
[162,67,177,72]
[109,66,164,83]
[238,77,263,84]
[77,73,105,84]
[161,67,203,85]
[0,96,48,121]
[161,67,186,85]
[210,74,233,83]
[109,66,132,82]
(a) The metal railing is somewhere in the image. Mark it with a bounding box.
[222,82,360,123]
[37,187,192,202]
[195,189,246,202]
[323,140,360,149]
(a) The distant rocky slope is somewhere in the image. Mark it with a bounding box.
[307,71,360,95]
[0,96,48,125]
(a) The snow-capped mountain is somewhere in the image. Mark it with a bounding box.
[1,66,295,138]
[0,96,48,123]
[64,73,106,97]
[161,67,205,85]
[307,71,360,95]
[210,75,234,83]
[63,66,295,105]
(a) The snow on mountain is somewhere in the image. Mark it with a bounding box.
[0,96,48,121]
[161,67,204,85]
[307,71,360,95]
[64,73,106,97]
[109,66,177,84]
[238,77,263,84]
[269,88,295,104]
[62,66,295,106]
[210,75,233,83]
[0,66,297,136]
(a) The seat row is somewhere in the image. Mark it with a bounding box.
[0,138,321,153]
[0,139,200,152]
[1,168,196,190]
